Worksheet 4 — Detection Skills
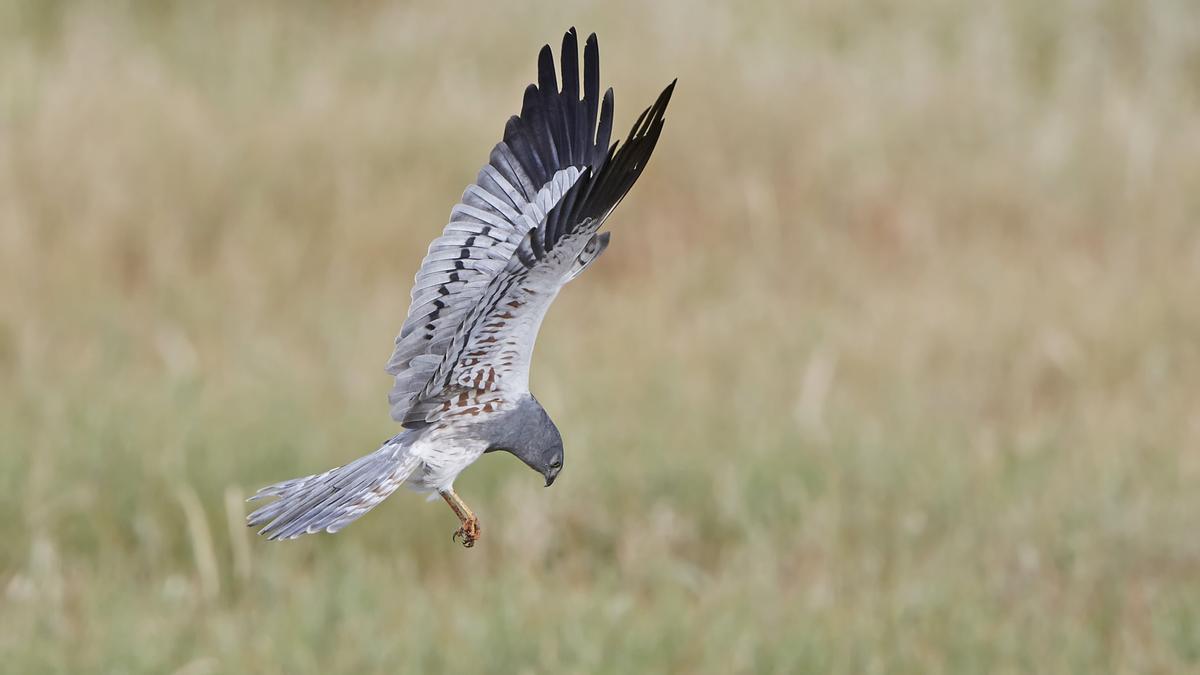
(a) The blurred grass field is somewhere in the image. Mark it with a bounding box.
[2,0,1199,672]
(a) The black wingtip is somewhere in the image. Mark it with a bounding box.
[658,79,677,109]
[560,28,581,101]
[633,80,676,137]
[585,33,599,60]
[498,29,670,222]
[656,80,676,117]
[537,44,557,93]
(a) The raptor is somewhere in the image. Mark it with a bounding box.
[247,28,673,547]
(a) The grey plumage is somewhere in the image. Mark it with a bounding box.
[247,434,420,540]
[566,232,610,282]
[247,28,673,543]
[481,396,564,486]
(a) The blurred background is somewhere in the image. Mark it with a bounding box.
[2,0,1199,672]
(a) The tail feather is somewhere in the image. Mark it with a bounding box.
[247,436,420,540]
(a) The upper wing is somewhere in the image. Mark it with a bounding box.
[386,28,617,422]
[399,79,675,428]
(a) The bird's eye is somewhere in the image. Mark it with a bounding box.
[550,460,562,469]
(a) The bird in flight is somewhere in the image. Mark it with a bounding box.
[247,29,674,547]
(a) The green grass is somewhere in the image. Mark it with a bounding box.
[2,0,1199,672]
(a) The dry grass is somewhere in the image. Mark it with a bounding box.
[2,1,1199,672]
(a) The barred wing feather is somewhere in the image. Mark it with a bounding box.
[401,80,675,427]
[387,28,619,422]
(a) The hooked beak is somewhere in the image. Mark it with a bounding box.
[544,467,560,487]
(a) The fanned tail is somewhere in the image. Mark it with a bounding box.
[247,435,420,540]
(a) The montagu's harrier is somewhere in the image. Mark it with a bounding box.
[247,29,674,546]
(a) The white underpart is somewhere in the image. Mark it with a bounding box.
[403,425,491,493]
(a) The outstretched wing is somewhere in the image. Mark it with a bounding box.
[399,79,675,428]
[387,28,617,423]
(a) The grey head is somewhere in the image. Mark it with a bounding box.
[484,395,564,486]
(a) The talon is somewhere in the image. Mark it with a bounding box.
[453,519,480,548]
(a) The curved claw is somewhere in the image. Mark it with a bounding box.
[452,519,480,548]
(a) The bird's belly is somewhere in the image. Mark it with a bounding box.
[404,439,487,492]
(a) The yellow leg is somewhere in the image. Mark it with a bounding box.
[440,488,481,548]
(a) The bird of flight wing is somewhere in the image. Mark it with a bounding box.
[385,28,674,427]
